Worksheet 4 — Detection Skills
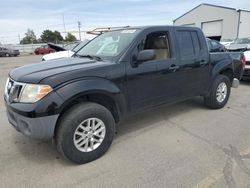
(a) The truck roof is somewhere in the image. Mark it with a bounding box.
[87,25,202,35]
[106,25,201,32]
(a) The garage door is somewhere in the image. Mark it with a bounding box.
[202,20,222,38]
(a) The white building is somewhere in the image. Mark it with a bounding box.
[173,3,250,41]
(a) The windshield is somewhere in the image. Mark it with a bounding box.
[76,29,140,60]
[234,38,250,44]
[64,43,79,50]
[72,40,89,52]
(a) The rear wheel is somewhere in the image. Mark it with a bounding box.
[5,53,10,57]
[55,102,115,164]
[204,75,231,109]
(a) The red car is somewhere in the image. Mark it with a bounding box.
[34,45,55,55]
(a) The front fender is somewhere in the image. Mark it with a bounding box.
[55,78,126,119]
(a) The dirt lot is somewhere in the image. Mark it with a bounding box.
[0,55,250,188]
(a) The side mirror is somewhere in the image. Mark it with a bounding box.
[137,50,156,63]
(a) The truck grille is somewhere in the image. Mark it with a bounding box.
[4,78,25,103]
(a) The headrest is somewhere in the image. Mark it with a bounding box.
[152,37,168,49]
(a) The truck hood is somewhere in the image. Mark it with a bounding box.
[9,57,113,85]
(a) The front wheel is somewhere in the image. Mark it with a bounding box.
[204,75,231,109]
[55,102,115,164]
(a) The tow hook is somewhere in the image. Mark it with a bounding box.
[232,78,240,88]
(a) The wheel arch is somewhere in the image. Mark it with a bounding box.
[211,60,234,84]
[54,79,127,138]
[58,90,123,122]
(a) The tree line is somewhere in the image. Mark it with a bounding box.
[20,29,77,44]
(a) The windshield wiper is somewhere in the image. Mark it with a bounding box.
[75,54,102,61]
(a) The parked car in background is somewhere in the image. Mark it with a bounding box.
[220,39,235,47]
[42,40,89,61]
[34,45,56,55]
[206,38,226,52]
[4,26,244,164]
[0,47,20,57]
[242,50,250,79]
[226,38,250,52]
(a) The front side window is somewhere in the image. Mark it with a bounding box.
[144,32,171,60]
[136,32,171,61]
[77,29,140,60]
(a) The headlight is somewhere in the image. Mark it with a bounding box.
[20,84,53,103]
[4,78,10,96]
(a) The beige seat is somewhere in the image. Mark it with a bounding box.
[152,38,170,60]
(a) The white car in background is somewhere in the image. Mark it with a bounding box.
[42,40,89,61]
[243,50,250,79]
[220,39,234,47]
[226,38,250,51]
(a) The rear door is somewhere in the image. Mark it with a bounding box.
[175,29,210,97]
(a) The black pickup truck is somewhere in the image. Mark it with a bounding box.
[4,26,244,164]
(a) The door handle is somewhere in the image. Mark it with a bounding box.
[200,60,207,65]
[169,64,180,71]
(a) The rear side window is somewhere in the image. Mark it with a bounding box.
[177,31,195,59]
[191,31,201,53]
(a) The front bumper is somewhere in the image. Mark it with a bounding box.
[4,88,64,140]
[6,104,59,140]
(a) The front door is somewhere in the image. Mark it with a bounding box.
[126,28,180,111]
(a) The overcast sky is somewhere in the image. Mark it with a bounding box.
[0,0,250,44]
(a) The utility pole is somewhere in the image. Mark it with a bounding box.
[78,21,81,41]
[18,34,21,44]
[62,13,67,38]
[236,9,241,39]
[1,37,5,45]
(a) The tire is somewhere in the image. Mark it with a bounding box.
[204,75,231,109]
[55,102,115,164]
[5,53,10,57]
